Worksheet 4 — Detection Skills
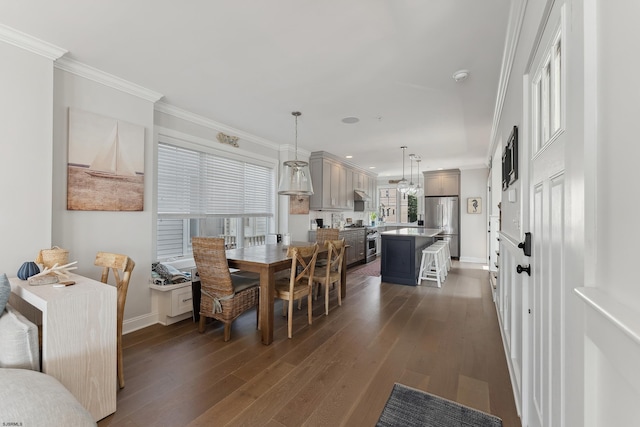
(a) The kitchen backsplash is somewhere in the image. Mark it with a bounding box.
[310,210,375,229]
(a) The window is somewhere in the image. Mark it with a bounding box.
[378,187,416,224]
[157,142,275,260]
[533,30,563,152]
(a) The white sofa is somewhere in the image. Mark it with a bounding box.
[0,303,96,426]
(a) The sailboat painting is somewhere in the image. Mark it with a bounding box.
[67,108,145,211]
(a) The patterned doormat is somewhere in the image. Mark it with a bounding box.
[349,257,380,276]
[376,383,503,427]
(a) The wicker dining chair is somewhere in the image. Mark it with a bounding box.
[95,251,135,389]
[316,228,340,245]
[309,239,346,316]
[192,237,260,342]
[274,244,319,339]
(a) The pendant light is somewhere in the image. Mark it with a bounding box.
[407,154,417,196]
[278,111,314,196]
[414,157,423,196]
[397,146,409,194]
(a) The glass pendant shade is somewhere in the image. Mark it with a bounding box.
[278,160,314,195]
[278,111,314,196]
[397,178,409,194]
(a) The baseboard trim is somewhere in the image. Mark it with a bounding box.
[123,312,159,335]
[459,256,487,264]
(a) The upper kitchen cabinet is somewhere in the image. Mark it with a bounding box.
[424,169,460,196]
[310,155,348,210]
[309,152,377,211]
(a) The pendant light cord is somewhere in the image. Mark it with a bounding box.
[401,145,407,180]
[293,111,301,162]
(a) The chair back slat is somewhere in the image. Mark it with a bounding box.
[287,244,319,291]
[326,239,346,273]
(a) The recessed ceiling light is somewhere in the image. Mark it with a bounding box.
[341,117,360,124]
[452,69,470,82]
[345,155,353,159]
[369,166,376,169]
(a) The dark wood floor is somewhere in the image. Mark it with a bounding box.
[98,262,521,427]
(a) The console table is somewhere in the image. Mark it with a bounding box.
[9,273,117,421]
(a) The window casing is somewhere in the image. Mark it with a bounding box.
[378,187,416,224]
[157,141,275,260]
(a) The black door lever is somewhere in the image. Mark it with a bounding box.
[518,232,532,256]
[516,264,531,276]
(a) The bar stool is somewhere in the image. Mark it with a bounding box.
[430,241,451,275]
[417,245,446,287]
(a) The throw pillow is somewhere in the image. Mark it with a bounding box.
[0,273,10,315]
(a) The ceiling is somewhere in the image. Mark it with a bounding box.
[0,0,511,179]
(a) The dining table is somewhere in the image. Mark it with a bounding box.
[225,241,347,345]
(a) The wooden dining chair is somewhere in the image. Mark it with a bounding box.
[315,227,340,270]
[274,244,319,339]
[192,237,260,342]
[95,251,135,389]
[309,239,346,315]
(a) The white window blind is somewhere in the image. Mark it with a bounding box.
[158,142,275,218]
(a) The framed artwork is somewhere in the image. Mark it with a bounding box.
[502,126,518,190]
[467,197,482,214]
[67,108,145,211]
[289,195,309,214]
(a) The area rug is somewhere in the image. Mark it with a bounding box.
[350,257,380,276]
[376,383,503,427]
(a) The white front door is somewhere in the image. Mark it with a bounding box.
[523,3,567,427]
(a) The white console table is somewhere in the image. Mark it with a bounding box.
[9,273,117,421]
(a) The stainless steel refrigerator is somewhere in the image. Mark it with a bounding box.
[424,196,460,258]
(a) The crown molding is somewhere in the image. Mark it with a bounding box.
[155,102,280,151]
[487,0,528,165]
[0,24,67,60]
[55,57,163,102]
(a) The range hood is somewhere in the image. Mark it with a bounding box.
[354,190,371,201]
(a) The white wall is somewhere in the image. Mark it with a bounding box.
[587,0,640,424]
[460,168,488,263]
[0,41,57,274]
[51,67,157,329]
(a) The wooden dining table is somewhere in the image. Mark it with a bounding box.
[225,241,347,345]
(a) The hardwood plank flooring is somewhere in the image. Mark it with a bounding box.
[99,261,521,427]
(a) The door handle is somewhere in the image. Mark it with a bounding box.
[518,232,532,256]
[516,264,531,276]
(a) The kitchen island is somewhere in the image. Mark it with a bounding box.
[380,227,442,285]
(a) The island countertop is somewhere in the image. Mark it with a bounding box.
[380,227,442,237]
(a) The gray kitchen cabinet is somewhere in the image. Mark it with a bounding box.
[309,228,365,266]
[310,156,348,210]
[310,152,376,211]
[341,228,365,265]
[424,170,460,196]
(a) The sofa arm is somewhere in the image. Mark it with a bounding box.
[0,368,96,426]
[0,303,40,371]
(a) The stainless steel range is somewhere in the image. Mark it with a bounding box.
[365,227,379,263]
